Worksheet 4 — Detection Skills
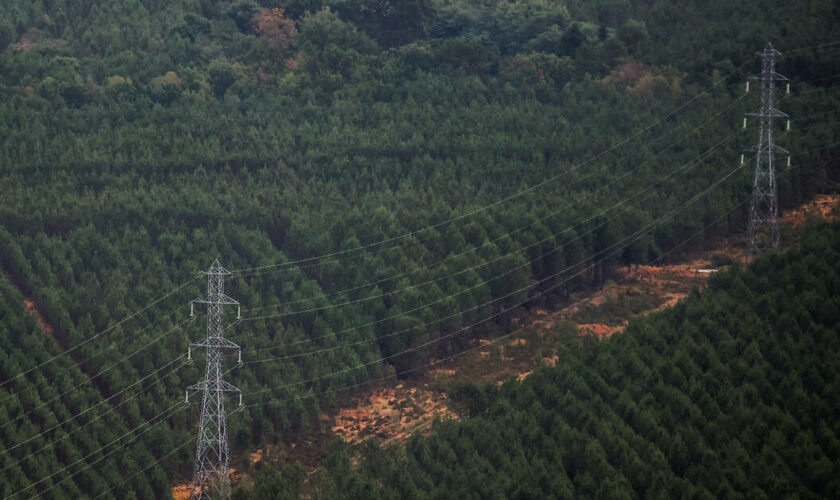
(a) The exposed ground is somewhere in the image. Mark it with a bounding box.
[171,485,191,500]
[332,385,458,446]
[23,299,54,335]
[324,194,838,449]
[2,273,55,335]
[174,194,839,494]
[324,248,732,449]
[779,194,839,226]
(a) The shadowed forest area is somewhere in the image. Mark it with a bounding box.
[295,221,840,499]
[0,0,838,497]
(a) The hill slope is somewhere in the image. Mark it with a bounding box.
[302,221,840,499]
[0,0,838,496]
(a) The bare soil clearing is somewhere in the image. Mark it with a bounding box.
[326,194,838,448]
[177,194,838,490]
[779,194,839,226]
[171,484,191,500]
[327,255,723,446]
[332,385,459,446]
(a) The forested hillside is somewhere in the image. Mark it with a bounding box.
[0,0,838,497]
[298,221,840,499]
[0,278,179,498]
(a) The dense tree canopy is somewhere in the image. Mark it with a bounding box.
[0,0,838,497]
[289,221,840,499]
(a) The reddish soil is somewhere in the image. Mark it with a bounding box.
[171,484,192,500]
[542,354,559,367]
[172,468,243,499]
[235,194,838,490]
[24,299,54,334]
[578,323,625,337]
[332,385,458,446]
[619,263,713,312]
[2,272,56,335]
[328,246,740,447]
[779,194,839,226]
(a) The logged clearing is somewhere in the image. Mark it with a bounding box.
[328,253,727,446]
[270,195,837,472]
[332,385,458,446]
[326,229,762,447]
[779,194,839,226]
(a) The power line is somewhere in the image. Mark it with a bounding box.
[9,37,840,498]
[800,73,840,84]
[0,304,183,408]
[242,159,747,397]
[6,403,185,499]
[793,82,840,96]
[790,109,840,122]
[0,317,192,436]
[99,152,816,494]
[94,190,751,500]
[784,39,840,54]
[240,95,749,317]
[234,128,747,365]
[234,152,840,396]
[0,351,187,459]
[229,63,754,278]
[226,118,836,348]
[0,355,188,477]
[91,438,196,500]
[226,78,835,367]
[240,193,752,410]
[229,38,840,278]
[794,140,840,154]
[13,148,822,444]
[24,113,832,500]
[0,276,197,391]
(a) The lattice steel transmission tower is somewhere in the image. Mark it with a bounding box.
[186,260,243,499]
[744,42,790,256]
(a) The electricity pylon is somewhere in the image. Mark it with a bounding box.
[186,260,242,499]
[744,42,790,256]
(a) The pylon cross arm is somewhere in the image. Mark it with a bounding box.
[746,109,788,118]
[743,144,789,154]
[194,293,239,305]
[187,261,241,499]
[745,42,785,256]
[188,379,240,393]
[747,71,787,81]
[190,337,240,349]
